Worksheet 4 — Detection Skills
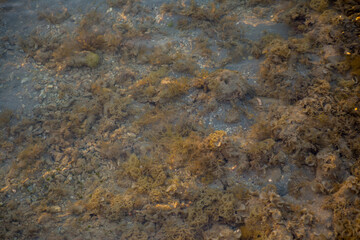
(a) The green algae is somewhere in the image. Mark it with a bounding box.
[85,52,100,68]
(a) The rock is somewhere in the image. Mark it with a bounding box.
[206,69,251,101]
[68,51,100,68]
[85,52,100,68]
[48,205,61,213]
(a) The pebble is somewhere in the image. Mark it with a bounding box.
[21,77,29,84]
[127,132,136,138]
[49,205,61,213]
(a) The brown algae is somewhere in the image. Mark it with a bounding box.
[0,0,360,239]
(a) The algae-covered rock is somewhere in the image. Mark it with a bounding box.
[310,0,328,12]
[85,52,100,68]
[200,69,251,101]
[0,109,13,128]
[68,51,100,68]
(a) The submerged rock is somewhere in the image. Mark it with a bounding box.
[206,69,251,101]
[68,51,100,68]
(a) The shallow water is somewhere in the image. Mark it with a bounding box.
[0,0,359,239]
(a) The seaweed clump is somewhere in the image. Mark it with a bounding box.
[325,176,360,239]
[281,3,312,32]
[258,36,313,102]
[20,9,144,71]
[187,188,240,227]
[106,0,140,14]
[15,142,45,173]
[68,51,100,68]
[129,67,192,104]
[121,154,167,202]
[85,187,137,221]
[194,69,251,102]
[38,7,70,24]
[156,129,228,181]
[0,109,13,128]
[309,0,329,12]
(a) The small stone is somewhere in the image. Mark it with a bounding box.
[238,204,246,211]
[48,205,61,213]
[127,132,136,138]
[21,78,29,84]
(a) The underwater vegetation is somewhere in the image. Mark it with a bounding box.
[194,69,252,103]
[19,9,146,71]
[1,0,360,239]
[0,109,13,128]
[310,0,329,12]
[37,7,70,24]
